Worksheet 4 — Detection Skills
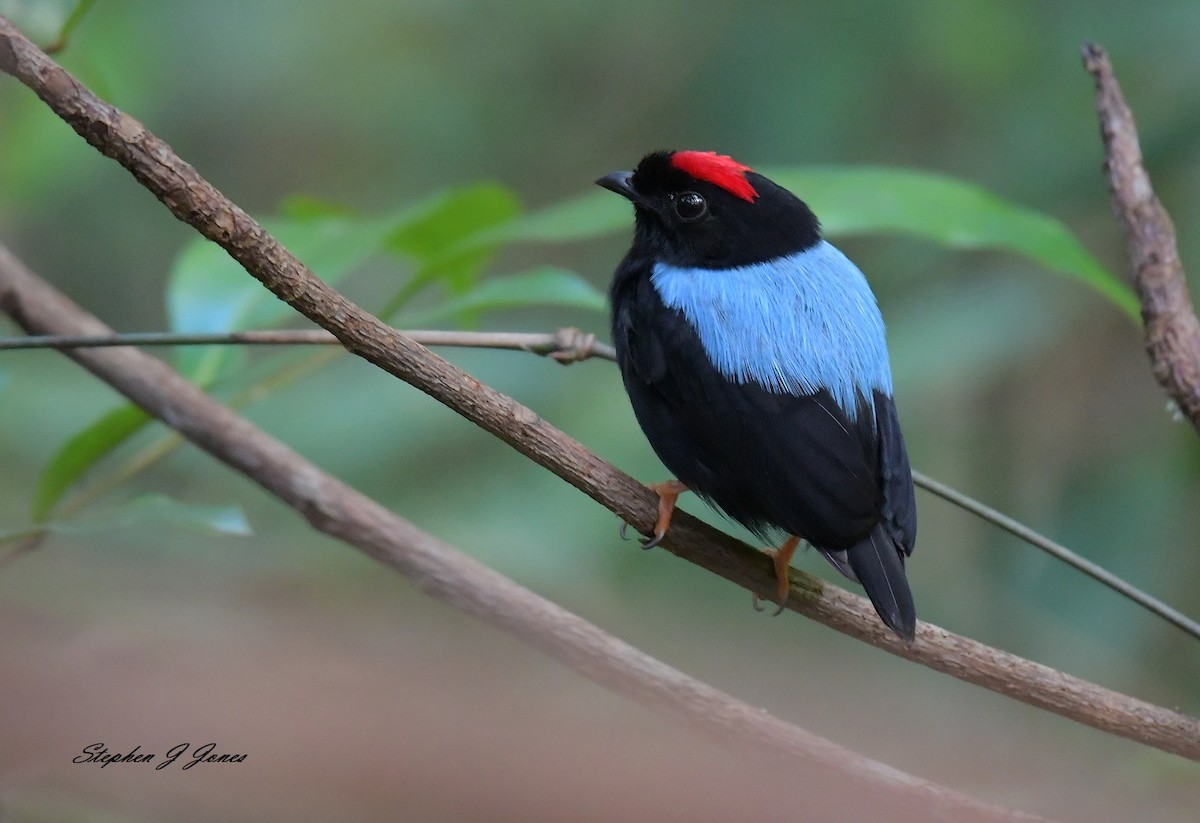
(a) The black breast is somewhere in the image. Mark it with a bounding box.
[610,255,905,551]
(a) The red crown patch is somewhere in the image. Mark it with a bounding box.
[670,151,758,202]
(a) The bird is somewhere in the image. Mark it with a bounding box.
[597,150,918,641]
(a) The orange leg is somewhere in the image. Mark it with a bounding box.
[635,480,688,549]
[752,535,800,616]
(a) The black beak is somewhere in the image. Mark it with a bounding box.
[595,170,638,202]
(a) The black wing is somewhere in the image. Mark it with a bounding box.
[873,391,917,557]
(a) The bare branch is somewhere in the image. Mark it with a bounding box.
[0,246,1049,823]
[0,328,616,361]
[1,16,1197,760]
[1084,42,1200,432]
[914,470,1200,640]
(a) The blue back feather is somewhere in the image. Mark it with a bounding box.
[651,241,892,421]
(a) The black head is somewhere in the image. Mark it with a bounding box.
[597,150,821,269]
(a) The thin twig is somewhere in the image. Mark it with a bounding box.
[0,17,1197,759]
[0,328,616,362]
[1084,43,1200,432]
[913,471,1200,640]
[0,245,1050,823]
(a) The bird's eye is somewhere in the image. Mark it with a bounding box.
[673,191,708,222]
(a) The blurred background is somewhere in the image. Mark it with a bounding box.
[1,1,1199,820]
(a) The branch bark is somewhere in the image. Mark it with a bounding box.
[0,16,1197,761]
[0,327,615,362]
[1084,42,1200,432]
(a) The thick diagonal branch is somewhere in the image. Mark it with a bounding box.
[0,17,1197,760]
[1084,43,1200,432]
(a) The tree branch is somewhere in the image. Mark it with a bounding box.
[0,246,1048,823]
[1084,42,1200,432]
[0,327,615,362]
[1,16,1197,760]
[913,470,1200,639]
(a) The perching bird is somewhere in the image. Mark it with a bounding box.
[598,150,917,640]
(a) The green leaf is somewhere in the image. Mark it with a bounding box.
[485,189,630,245]
[31,404,150,523]
[7,495,251,541]
[407,242,500,304]
[278,194,357,220]
[380,188,621,322]
[387,182,521,264]
[169,212,398,333]
[378,183,522,318]
[382,182,523,321]
[93,495,252,537]
[167,210,399,382]
[405,267,607,326]
[764,166,1138,320]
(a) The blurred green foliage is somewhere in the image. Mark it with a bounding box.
[1,1,1199,819]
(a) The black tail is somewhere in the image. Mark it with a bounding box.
[844,525,916,642]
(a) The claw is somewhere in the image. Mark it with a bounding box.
[752,535,800,617]
[619,519,660,546]
[640,531,665,550]
[631,480,688,550]
[750,592,788,616]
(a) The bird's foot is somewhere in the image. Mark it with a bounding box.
[623,480,688,550]
[752,535,800,616]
